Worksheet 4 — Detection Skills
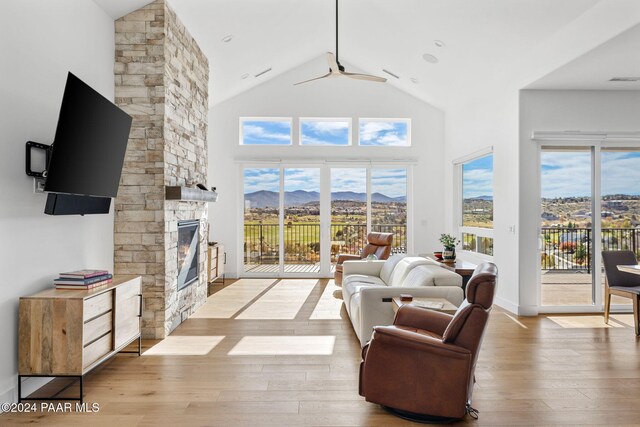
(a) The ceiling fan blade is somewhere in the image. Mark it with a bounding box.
[327,52,339,72]
[341,71,387,83]
[294,72,332,86]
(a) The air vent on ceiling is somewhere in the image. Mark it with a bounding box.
[382,69,400,79]
[255,68,272,78]
[609,77,640,82]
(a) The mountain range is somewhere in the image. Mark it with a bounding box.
[465,195,493,201]
[245,190,406,208]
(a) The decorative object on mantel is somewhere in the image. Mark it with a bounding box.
[439,233,460,261]
[166,185,219,202]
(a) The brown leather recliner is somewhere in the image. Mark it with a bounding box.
[359,262,498,421]
[334,232,393,285]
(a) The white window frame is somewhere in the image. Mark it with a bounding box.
[239,117,293,146]
[357,118,411,147]
[237,160,414,277]
[453,147,494,260]
[299,117,352,146]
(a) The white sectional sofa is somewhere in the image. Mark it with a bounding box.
[342,255,464,346]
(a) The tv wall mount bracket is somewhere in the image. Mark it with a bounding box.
[25,141,53,193]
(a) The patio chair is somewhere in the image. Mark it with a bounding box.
[601,250,640,335]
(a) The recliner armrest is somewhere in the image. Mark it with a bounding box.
[342,260,385,278]
[394,304,453,337]
[372,325,471,359]
[337,254,362,265]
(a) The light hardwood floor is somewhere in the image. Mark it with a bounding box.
[3,278,640,426]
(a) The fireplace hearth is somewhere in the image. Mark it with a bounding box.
[177,220,199,290]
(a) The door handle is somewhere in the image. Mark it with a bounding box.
[138,294,143,317]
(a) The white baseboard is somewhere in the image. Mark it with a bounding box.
[0,376,16,409]
[0,376,54,410]
[493,296,519,315]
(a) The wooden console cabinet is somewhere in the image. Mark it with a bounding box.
[208,243,225,284]
[18,275,142,402]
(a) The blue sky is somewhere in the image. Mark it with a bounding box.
[242,120,291,145]
[463,155,493,198]
[371,169,407,198]
[359,120,409,146]
[300,120,350,145]
[542,151,640,198]
[244,168,406,198]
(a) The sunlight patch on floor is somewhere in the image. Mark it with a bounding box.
[309,280,344,320]
[547,315,624,329]
[609,314,635,327]
[191,279,276,319]
[502,312,528,329]
[228,336,336,356]
[236,279,317,320]
[144,336,225,356]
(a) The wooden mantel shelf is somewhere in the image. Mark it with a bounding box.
[165,186,218,202]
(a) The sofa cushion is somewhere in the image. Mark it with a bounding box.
[387,257,431,286]
[343,280,384,315]
[379,254,407,284]
[343,274,386,287]
[399,265,437,287]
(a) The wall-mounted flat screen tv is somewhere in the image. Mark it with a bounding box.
[44,72,132,198]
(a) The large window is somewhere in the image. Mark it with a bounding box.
[240,118,292,145]
[300,118,351,146]
[458,152,493,256]
[358,119,410,146]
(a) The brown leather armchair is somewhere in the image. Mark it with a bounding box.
[334,232,393,285]
[359,262,498,421]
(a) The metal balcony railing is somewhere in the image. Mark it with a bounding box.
[243,223,407,265]
[540,227,640,271]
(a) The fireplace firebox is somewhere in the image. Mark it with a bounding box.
[177,220,199,290]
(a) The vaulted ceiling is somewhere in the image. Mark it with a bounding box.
[94,0,640,108]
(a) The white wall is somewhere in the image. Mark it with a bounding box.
[444,88,521,313]
[519,90,640,312]
[208,55,445,277]
[0,1,115,403]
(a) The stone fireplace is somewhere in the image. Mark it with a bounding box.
[113,0,209,339]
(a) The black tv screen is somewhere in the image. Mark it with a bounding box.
[44,72,132,198]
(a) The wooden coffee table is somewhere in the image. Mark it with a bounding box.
[392,297,458,314]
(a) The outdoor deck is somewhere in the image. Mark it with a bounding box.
[245,263,323,274]
[542,271,630,306]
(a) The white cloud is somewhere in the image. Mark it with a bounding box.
[463,169,493,198]
[302,120,349,135]
[359,122,395,142]
[243,124,291,142]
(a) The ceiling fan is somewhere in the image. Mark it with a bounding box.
[294,0,387,86]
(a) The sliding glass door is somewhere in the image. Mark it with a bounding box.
[243,168,280,274]
[242,164,410,277]
[283,168,322,274]
[539,145,639,311]
[540,148,595,306]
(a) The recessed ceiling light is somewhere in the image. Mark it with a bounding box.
[240,73,249,80]
[434,40,445,48]
[221,35,233,43]
[254,67,272,78]
[410,77,419,84]
[422,53,439,64]
[382,69,400,79]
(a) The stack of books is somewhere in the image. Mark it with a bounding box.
[54,269,113,290]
